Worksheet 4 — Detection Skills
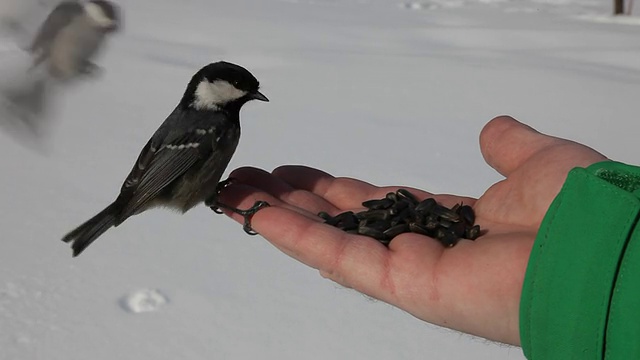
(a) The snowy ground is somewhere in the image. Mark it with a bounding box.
[1,0,639,359]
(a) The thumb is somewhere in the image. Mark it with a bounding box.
[480,116,607,178]
[480,116,563,177]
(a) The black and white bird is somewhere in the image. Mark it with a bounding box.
[62,61,269,257]
[29,0,120,79]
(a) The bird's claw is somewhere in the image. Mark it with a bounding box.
[81,61,101,76]
[211,207,224,214]
[208,199,270,235]
[205,177,238,213]
[240,201,270,235]
[215,177,237,194]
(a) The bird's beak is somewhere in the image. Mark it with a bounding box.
[248,90,269,102]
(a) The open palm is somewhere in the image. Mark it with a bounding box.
[219,116,606,345]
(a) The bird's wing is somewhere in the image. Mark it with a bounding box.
[29,2,84,53]
[115,115,223,221]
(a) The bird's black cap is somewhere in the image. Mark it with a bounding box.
[88,0,121,31]
[180,61,266,109]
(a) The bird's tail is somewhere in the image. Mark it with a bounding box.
[4,77,48,115]
[0,77,50,141]
[62,202,118,257]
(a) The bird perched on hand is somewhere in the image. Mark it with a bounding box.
[62,61,269,257]
[29,0,120,79]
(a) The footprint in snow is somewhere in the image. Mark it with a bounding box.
[119,289,169,314]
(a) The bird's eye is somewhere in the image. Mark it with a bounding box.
[233,80,240,87]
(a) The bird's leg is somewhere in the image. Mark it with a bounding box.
[207,177,237,214]
[79,61,102,77]
[208,199,270,235]
[206,177,270,235]
[27,53,47,74]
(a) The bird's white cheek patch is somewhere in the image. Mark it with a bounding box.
[84,2,115,28]
[192,80,247,110]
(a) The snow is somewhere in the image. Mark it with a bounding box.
[1,0,639,359]
[120,289,169,313]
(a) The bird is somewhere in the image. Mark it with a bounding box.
[28,0,120,80]
[62,61,269,257]
[0,1,120,141]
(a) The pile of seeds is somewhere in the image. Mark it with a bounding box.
[318,189,480,247]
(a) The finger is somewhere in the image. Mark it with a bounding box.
[229,166,295,198]
[218,182,325,221]
[221,180,477,256]
[479,116,562,177]
[272,165,378,209]
[272,165,475,209]
[271,165,337,196]
[218,183,389,277]
[220,183,457,307]
[226,191,414,302]
[228,167,340,215]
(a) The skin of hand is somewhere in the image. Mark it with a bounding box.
[217,116,607,345]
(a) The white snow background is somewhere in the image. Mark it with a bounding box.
[1,0,639,359]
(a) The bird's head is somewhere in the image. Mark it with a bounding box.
[84,0,120,32]
[181,61,268,111]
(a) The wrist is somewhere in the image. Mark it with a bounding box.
[520,160,640,359]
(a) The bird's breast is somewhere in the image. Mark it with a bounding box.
[50,17,106,77]
[168,125,241,212]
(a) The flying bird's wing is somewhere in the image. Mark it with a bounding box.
[29,1,84,54]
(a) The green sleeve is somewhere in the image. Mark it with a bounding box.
[520,161,640,359]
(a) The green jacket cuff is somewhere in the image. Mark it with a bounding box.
[520,161,640,359]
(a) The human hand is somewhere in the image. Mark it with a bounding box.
[218,116,607,345]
